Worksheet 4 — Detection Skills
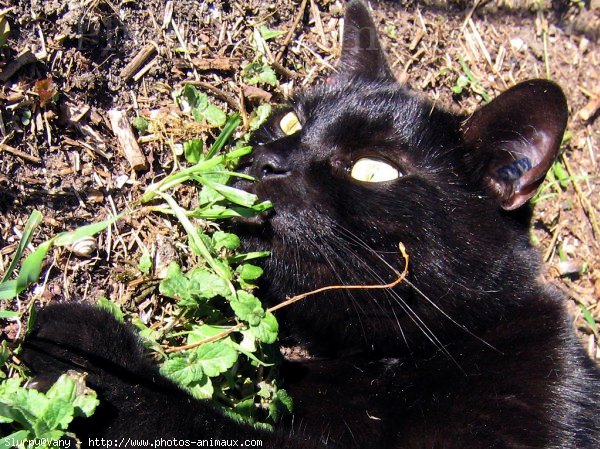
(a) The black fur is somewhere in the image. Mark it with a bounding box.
[21,1,600,447]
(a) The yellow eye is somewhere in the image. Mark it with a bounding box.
[350,158,400,183]
[279,111,302,135]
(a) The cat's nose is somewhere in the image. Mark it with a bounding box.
[252,147,291,180]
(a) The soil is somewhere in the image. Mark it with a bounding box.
[0,0,599,360]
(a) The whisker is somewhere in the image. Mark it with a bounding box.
[333,223,497,354]
[320,226,459,366]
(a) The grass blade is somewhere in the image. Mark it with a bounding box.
[53,214,121,247]
[2,210,43,283]
[206,114,241,159]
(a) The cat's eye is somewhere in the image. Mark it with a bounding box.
[350,158,400,183]
[279,111,302,135]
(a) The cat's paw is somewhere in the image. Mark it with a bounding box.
[20,303,150,379]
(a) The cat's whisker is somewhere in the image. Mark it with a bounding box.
[318,227,459,366]
[403,279,500,354]
[333,223,497,354]
[302,231,370,331]
[326,225,470,369]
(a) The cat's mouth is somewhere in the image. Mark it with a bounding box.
[233,208,274,228]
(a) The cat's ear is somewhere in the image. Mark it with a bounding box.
[337,0,393,80]
[462,80,568,210]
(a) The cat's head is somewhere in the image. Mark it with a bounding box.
[234,0,568,355]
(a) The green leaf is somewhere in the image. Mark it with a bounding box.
[456,75,469,88]
[97,298,125,323]
[199,185,226,205]
[269,388,293,422]
[2,210,42,283]
[199,179,258,208]
[259,26,285,41]
[236,264,263,281]
[45,374,76,403]
[138,251,153,275]
[131,318,163,352]
[206,114,241,159]
[0,240,55,300]
[73,389,99,418]
[249,312,278,344]
[160,263,192,302]
[54,215,121,247]
[180,84,226,127]
[187,325,230,343]
[0,430,30,449]
[203,104,227,127]
[231,291,264,326]
[158,194,232,284]
[26,301,38,335]
[188,376,214,400]
[160,356,205,386]
[580,304,598,333]
[184,138,204,164]
[0,17,11,47]
[195,342,238,377]
[232,397,257,422]
[180,84,208,111]
[187,268,230,299]
[243,61,278,86]
[258,66,278,86]
[0,340,9,366]
[0,310,19,319]
[552,161,570,189]
[250,104,272,131]
[0,280,19,301]
[228,251,270,264]
[40,398,74,431]
[212,231,241,251]
[132,116,149,133]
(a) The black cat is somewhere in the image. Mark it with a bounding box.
[20,1,600,448]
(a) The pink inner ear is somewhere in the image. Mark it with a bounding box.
[464,80,568,210]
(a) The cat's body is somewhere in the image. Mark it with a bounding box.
[20,1,600,448]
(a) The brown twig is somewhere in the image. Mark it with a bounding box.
[121,43,158,81]
[165,243,409,353]
[579,96,600,122]
[275,0,308,64]
[0,143,41,164]
[186,80,239,111]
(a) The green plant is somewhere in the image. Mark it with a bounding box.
[137,107,287,425]
[0,372,98,448]
[0,214,119,301]
[0,83,284,438]
[178,84,227,127]
[580,304,598,336]
[451,57,490,103]
[241,26,281,87]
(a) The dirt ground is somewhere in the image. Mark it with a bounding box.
[0,0,599,359]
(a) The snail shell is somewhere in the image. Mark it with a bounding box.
[69,236,97,257]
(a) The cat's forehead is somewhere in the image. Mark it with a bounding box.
[290,79,461,157]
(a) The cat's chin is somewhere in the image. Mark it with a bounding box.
[230,209,274,230]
